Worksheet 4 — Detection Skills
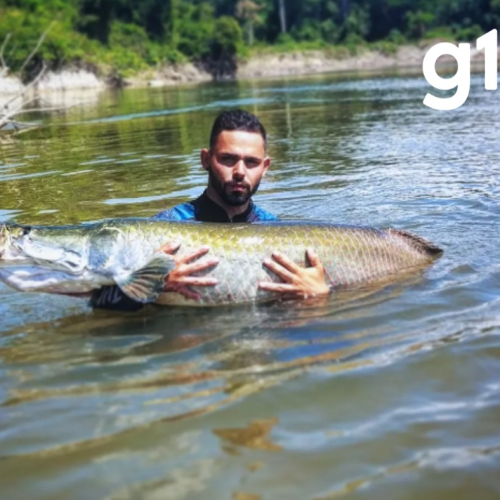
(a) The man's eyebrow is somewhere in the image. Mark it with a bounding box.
[218,152,263,160]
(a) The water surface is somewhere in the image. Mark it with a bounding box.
[1,70,499,499]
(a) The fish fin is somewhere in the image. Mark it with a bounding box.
[385,228,443,257]
[115,253,175,303]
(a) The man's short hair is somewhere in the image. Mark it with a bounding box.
[210,109,267,150]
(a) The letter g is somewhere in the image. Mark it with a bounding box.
[423,42,471,111]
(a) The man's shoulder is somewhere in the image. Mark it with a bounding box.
[154,202,195,221]
[154,197,278,222]
[252,204,279,222]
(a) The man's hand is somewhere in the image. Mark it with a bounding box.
[258,248,332,299]
[157,241,219,300]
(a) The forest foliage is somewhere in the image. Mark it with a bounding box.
[0,0,498,77]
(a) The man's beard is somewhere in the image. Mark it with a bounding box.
[208,167,260,206]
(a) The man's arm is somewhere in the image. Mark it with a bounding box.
[258,249,332,299]
[90,285,146,311]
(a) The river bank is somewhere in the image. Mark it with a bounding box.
[0,43,492,97]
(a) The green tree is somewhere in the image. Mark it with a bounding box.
[209,15,243,78]
[176,2,215,60]
[406,10,435,38]
[236,0,263,45]
[211,15,243,59]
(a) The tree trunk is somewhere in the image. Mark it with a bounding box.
[341,0,350,22]
[248,20,255,46]
[279,0,287,34]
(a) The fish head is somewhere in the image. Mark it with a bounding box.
[0,224,31,262]
[0,223,83,270]
[0,223,91,294]
[0,224,49,266]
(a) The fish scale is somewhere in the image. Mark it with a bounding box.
[0,219,443,307]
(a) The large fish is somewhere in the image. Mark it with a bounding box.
[0,219,442,306]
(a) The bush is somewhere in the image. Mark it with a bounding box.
[386,29,407,45]
[372,40,399,56]
[292,19,324,42]
[423,26,455,41]
[454,24,484,41]
[344,5,371,39]
[176,2,215,60]
[211,16,243,59]
[344,33,366,55]
[406,11,436,39]
[0,8,97,75]
[321,19,342,45]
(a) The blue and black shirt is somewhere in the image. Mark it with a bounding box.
[154,190,277,223]
[90,191,277,311]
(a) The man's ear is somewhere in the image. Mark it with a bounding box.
[201,148,210,171]
[262,156,271,176]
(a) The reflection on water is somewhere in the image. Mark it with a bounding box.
[213,417,281,452]
[1,70,500,499]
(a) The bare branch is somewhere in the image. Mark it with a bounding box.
[1,63,46,115]
[6,41,18,67]
[0,33,11,77]
[0,64,47,129]
[0,22,66,133]
[2,96,38,122]
[0,76,89,131]
[0,118,36,132]
[11,100,92,116]
[19,21,54,73]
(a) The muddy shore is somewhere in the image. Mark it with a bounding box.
[0,43,491,96]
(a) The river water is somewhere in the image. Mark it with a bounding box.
[0,70,499,499]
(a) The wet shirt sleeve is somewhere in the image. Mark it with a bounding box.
[89,286,146,312]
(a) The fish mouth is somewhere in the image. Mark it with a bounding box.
[0,224,9,258]
[0,224,35,263]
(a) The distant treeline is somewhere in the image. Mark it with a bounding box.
[1,0,498,77]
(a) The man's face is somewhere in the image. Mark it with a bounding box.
[202,130,270,206]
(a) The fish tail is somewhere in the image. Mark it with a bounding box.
[385,228,443,256]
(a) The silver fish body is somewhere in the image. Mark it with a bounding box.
[0,219,443,306]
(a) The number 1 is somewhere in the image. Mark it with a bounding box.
[477,29,498,91]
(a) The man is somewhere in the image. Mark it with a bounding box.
[91,109,331,311]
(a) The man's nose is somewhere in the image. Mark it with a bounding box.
[232,159,245,178]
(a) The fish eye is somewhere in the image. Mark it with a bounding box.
[12,226,31,238]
